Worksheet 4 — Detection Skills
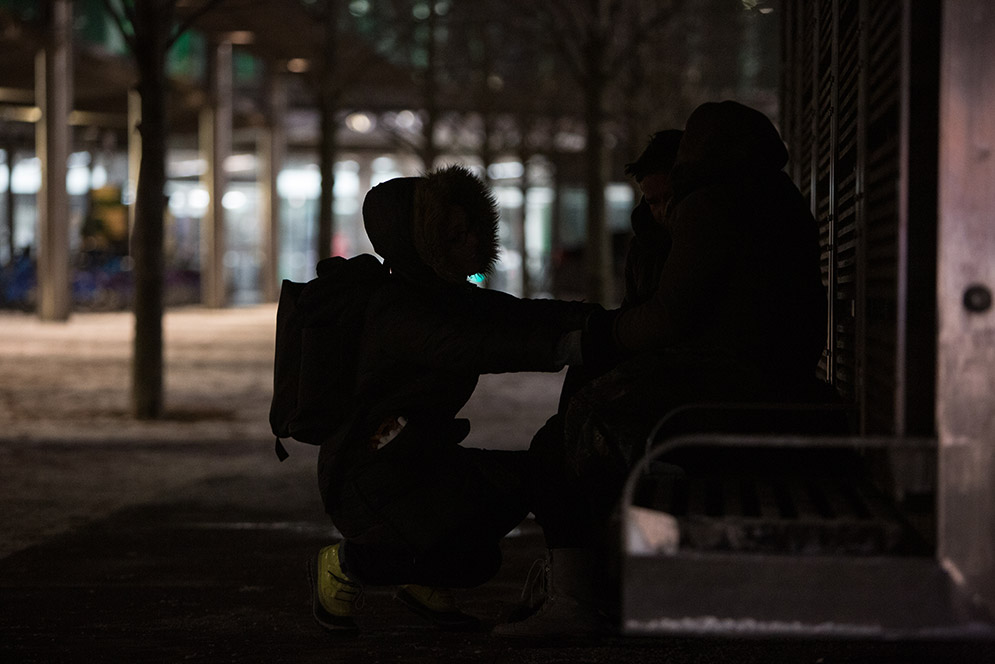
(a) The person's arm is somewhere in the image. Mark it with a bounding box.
[583,191,736,369]
[371,286,598,375]
[615,193,735,351]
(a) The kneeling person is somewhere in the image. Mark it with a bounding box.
[308,166,594,632]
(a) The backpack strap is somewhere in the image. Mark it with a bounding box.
[274,437,290,462]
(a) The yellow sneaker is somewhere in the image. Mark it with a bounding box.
[395,584,480,630]
[308,543,361,632]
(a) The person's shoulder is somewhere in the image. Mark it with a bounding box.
[671,185,738,229]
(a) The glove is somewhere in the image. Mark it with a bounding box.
[580,308,623,377]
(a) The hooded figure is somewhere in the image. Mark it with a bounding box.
[496,103,829,639]
[570,100,827,478]
[587,100,826,387]
[310,165,595,633]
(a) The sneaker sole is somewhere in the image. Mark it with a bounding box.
[394,586,481,631]
[307,556,359,633]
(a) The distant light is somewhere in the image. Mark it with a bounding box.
[348,0,370,16]
[606,183,635,203]
[760,6,774,13]
[224,153,256,173]
[91,164,108,189]
[372,156,396,172]
[487,74,504,91]
[395,110,416,129]
[495,186,523,208]
[346,112,374,133]
[188,188,210,211]
[333,167,359,196]
[68,151,91,167]
[11,158,40,194]
[169,158,207,178]
[225,31,254,45]
[287,58,310,73]
[277,166,321,200]
[412,2,430,20]
[168,190,186,215]
[435,1,451,16]
[498,248,522,271]
[488,161,524,180]
[222,190,247,210]
[67,165,89,195]
[553,131,585,152]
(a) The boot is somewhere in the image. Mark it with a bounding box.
[492,547,612,638]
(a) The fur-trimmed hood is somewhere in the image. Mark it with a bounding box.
[362,165,500,283]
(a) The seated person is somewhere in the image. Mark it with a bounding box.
[309,165,596,632]
[500,101,828,638]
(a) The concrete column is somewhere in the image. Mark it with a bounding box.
[936,0,995,614]
[3,146,14,265]
[199,39,232,308]
[355,153,374,255]
[258,66,286,302]
[127,88,141,235]
[35,0,73,321]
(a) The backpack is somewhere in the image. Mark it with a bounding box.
[269,254,389,460]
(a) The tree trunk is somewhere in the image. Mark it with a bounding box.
[318,92,336,260]
[317,2,338,261]
[421,5,439,170]
[130,1,171,419]
[517,128,531,298]
[584,78,610,304]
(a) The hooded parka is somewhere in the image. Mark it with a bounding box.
[316,166,595,588]
[561,101,829,530]
[589,100,826,389]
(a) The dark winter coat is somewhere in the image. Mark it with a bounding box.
[319,171,595,479]
[602,100,827,389]
[620,198,673,310]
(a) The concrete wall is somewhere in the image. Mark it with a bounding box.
[937,0,995,614]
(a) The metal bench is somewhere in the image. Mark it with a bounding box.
[618,404,995,639]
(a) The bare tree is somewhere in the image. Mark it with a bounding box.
[299,0,423,259]
[316,1,338,260]
[102,0,223,419]
[508,0,677,304]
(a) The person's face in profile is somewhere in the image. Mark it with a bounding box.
[639,172,672,227]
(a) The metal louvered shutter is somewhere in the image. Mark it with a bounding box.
[862,1,903,433]
[832,0,861,406]
[781,0,938,441]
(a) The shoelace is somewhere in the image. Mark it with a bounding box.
[519,557,549,608]
[328,569,365,609]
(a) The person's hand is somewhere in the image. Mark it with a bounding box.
[580,308,623,377]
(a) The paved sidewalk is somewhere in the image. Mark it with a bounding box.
[0,307,991,662]
[0,305,562,558]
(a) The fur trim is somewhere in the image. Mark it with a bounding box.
[413,164,500,280]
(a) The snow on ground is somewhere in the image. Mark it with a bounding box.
[0,305,565,558]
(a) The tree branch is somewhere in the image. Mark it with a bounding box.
[605,1,677,77]
[513,0,589,85]
[100,0,137,53]
[168,0,227,49]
